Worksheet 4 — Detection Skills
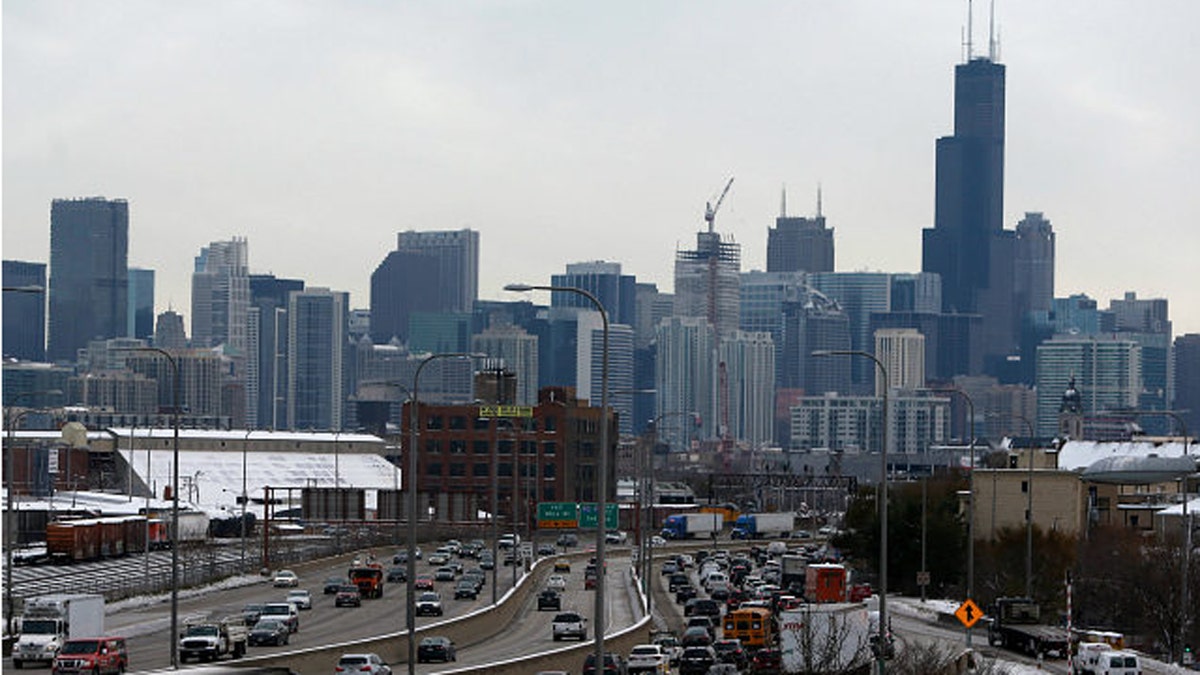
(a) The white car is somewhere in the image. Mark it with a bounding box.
[649,535,667,547]
[626,644,669,674]
[336,652,391,675]
[272,570,300,587]
[546,574,567,591]
[286,589,312,610]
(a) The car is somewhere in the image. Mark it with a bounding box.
[690,599,722,618]
[241,603,265,625]
[385,566,406,583]
[792,529,813,540]
[712,639,746,667]
[272,570,299,587]
[324,576,345,594]
[668,572,690,592]
[681,626,713,648]
[706,664,739,675]
[585,573,598,590]
[605,530,627,544]
[335,584,362,607]
[414,575,435,590]
[554,559,572,573]
[686,616,717,639]
[582,651,625,675]
[749,646,782,674]
[415,591,443,616]
[537,589,562,611]
[259,602,299,632]
[454,579,479,600]
[546,574,567,591]
[661,560,679,575]
[434,566,456,582]
[416,636,456,663]
[650,535,667,547]
[286,589,312,610]
[335,652,391,674]
[462,570,486,590]
[247,618,289,646]
[538,543,557,556]
[428,552,450,565]
[675,585,698,604]
[652,634,683,666]
[818,525,837,537]
[552,611,588,641]
[556,533,579,548]
[677,646,717,675]
[626,643,669,674]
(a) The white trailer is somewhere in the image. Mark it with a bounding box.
[778,602,873,674]
[12,594,105,669]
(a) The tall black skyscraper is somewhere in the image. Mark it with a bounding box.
[922,39,1016,373]
[767,188,834,274]
[3,260,47,361]
[47,197,129,362]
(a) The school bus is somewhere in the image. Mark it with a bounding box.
[722,606,774,648]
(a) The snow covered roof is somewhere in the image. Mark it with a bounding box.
[108,428,386,445]
[1153,496,1200,517]
[1057,440,1194,472]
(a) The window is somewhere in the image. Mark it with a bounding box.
[449,440,466,454]
[474,417,491,430]
[499,439,514,455]
[1021,480,1028,494]
[426,463,442,476]
[473,463,489,477]
[449,463,466,477]
[543,464,556,478]
[521,440,537,455]
[425,439,442,453]
[498,462,512,477]
[473,440,490,454]
[543,441,557,456]
[449,416,466,430]
[426,415,443,430]
[544,416,557,432]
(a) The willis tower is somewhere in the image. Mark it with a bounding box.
[922,19,1016,375]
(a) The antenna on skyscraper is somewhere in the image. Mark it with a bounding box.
[780,184,787,218]
[816,183,823,219]
[966,0,974,61]
[988,0,997,61]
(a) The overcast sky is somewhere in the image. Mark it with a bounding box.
[4,1,1198,337]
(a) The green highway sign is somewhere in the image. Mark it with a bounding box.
[477,405,534,418]
[537,501,578,529]
[578,503,619,529]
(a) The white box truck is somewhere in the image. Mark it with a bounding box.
[12,593,105,668]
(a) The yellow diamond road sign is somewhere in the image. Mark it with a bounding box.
[955,599,983,629]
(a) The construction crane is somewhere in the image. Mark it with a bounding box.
[704,177,735,233]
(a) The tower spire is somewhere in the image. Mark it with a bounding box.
[966,0,974,61]
[816,183,823,218]
[988,0,997,61]
[780,184,787,218]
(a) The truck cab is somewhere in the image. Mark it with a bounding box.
[50,637,127,675]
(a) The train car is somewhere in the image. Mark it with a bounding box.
[121,515,148,553]
[99,517,126,557]
[148,518,169,550]
[47,520,101,562]
[172,511,211,545]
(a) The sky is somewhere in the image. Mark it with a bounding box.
[4,1,1199,337]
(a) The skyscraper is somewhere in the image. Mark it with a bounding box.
[371,229,479,345]
[874,328,926,394]
[154,310,188,350]
[809,272,891,393]
[655,316,716,452]
[248,274,304,429]
[47,197,129,362]
[127,268,156,341]
[675,230,741,336]
[766,189,834,274]
[551,261,637,326]
[3,260,47,361]
[191,238,250,353]
[1174,334,1200,434]
[719,330,776,449]
[287,287,347,430]
[1035,336,1141,437]
[472,325,540,405]
[396,229,479,312]
[922,40,1016,371]
[1013,212,1055,317]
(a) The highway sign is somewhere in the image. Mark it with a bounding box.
[537,502,578,529]
[916,571,930,587]
[578,503,619,529]
[477,405,534,418]
[955,599,983,629]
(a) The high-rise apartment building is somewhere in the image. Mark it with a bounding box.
[3,260,47,361]
[127,268,155,341]
[809,272,891,393]
[369,250,440,345]
[191,238,249,353]
[1035,336,1141,437]
[719,330,776,449]
[740,270,807,388]
[47,197,129,362]
[675,230,741,336]
[396,229,479,312]
[247,274,304,429]
[874,328,926,394]
[1108,292,1172,429]
[1014,213,1055,316]
[766,192,833,273]
[287,288,347,430]
[655,316,717,452]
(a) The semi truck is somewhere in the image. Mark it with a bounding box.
[731,512,795,539]
[660,513,722,540]
[349,562,385,598]
[778,603,873,672]
[178,616,248,662]
[781,554,807,591]
[12,593,105,668]
[986,597,1071,658]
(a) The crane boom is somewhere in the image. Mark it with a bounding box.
[704,177,735,232]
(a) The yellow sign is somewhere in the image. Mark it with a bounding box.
[477,405,534,418]
[955,599,983,629]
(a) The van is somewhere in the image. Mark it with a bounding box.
[52,637,128,675]
[1090,650,1141,675]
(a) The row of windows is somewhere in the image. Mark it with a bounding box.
[424,415,558,432]
[423,440,558,455]
[425,463,557,478]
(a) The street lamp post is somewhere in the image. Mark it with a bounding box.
[131,347,181,669]
[814,350,889,673]
[407,353,482,675]
[507,283,609,671]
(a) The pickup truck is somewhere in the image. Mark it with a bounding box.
[551,611,587,641]
[627,643,669,673]
[178,617,247,662]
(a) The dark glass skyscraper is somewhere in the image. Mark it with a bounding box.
[3,260,47,361]
[767,197,834,274]
[47,197,129,362]
[922,51,1016,373]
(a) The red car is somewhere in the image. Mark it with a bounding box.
[415,575,435,590]
[848,583,873,602]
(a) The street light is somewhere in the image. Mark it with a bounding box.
[507,283,610,671]
[407,352,483,675]
[813,349,889,673]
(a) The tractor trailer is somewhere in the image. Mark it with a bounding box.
[660,513,722,540]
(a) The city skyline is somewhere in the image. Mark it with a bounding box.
[4,2,1198,335]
